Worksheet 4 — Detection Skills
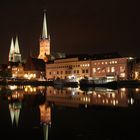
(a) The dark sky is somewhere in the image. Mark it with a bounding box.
[0,0,139,64]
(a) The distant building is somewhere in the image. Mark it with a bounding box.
[132,58,140,79]
[11,63,24,78]
[46,53,134,81]
[9,36,21,62]
[24,56,45,79]
[38,11,50,62]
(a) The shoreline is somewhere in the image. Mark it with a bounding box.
[0,79,140,88]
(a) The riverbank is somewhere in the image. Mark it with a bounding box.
[0,79,53,86]
[1,79,140,88]
[80,79,140,89]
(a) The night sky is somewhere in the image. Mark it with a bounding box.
[0,0,139,64]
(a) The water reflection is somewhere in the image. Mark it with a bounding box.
[47,86,132,108]
[0,85,140,139]
[0,85,51,140]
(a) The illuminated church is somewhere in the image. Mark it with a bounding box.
[9,36,21,62]
[38,11,50,62]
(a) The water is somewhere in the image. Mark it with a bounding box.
[0,85,140,140]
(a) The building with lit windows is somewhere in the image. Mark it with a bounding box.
[46,54,134,81]
[132,58,140,80]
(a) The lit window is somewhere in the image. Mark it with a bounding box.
[120,66,125,72]
[120,73,125,78]
[93,68,96,73]
[106,67,110,72]
[135,71,139,79]
[111,67,115,72]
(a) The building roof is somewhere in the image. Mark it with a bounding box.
[24,57,45,71]
[50,52,122,62]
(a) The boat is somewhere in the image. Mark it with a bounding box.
[79,77,117,89]
[53,78,78,87]
[79,78,95,86]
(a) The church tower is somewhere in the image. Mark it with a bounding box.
[38,11,50,62]
[8,36,22,62]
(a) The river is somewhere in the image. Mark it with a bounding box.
[0,85,139,140]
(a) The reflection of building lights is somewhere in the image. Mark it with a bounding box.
[98,94,101,98]
[9,85,18,90]
[39,104,51,125]
[112,93,115,98]
[113,100,116,106]
[121,88,126,92]
[130,98,134,105]
[136,88,140,92]
[106,99,108,104]
[24,86,37,93]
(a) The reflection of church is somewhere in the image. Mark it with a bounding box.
[7,86,51,140]
[9,102,21,127]
[39,103,51,140]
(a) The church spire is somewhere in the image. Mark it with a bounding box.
[9,37,15,62]
[42,11,48,39]
[9,37,14,55]
[14,36,20,54]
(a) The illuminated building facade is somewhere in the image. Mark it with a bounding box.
[46,56,134,81]
[11,63,24,78]
[9,36,21,62]
[132,58,140,80]
[38,11,50,62]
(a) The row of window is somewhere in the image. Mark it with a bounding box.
[49,69,89,75]
[47,60,121,70]
[48,66,125,75]
[93,60,118,65]
[93,66,125,73]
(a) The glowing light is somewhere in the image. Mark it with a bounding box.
[130,98,134,105]
[136,88,140,92]
[121,88,126,92]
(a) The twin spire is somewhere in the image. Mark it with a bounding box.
[9,36,21,62]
